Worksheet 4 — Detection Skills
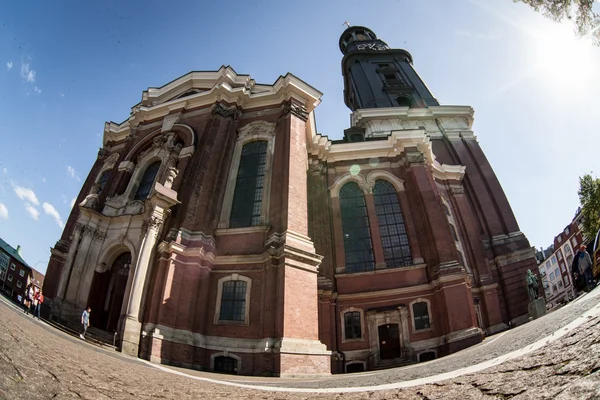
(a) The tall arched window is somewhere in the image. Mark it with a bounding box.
[373,180,412,268]
[134,161,160,200]
[97,170,112,195]
[230,141,268,228]
[340,182,374,273]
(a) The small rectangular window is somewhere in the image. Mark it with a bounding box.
[17,280,22,288]
[557,236,562,243]
[19,269,25,277]
[7,274,13,282]
[413,302,430,330]
[10,263,15,271]
[549,272,555,280]
[344,311,362,340]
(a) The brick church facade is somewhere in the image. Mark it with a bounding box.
[43,26,538,375]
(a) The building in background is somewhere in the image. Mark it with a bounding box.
[43,26,538,375]
[536,213,586,305]
[0,238,44,302]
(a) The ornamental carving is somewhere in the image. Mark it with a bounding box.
[406,151,425,165]
[102,152,120,170]
[308,163,326,174]
[213,102,238,119]
[142,216,164,237]
[282,102,308,121]
[450,186,465,195]
[237,121,276,142]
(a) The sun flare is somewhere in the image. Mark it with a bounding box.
[533,22,596,89]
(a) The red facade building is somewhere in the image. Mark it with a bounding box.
[44,27,538,375]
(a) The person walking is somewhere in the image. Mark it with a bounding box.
[80,307,91,340]
[576,245,594,292]
[34,290,44,320]
[24,284,34,315]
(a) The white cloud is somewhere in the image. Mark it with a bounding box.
[12,184,40,205]
[20,62,36,83]
[42,177,46,183]
[70,198,76,208]
[0,203,8,219]
[43,202,64,229]
[6,61,13,70]
[66,166,80,181]
[33,86,42,94]
[2,167,7,174]
[60,92,65,97]
[25,204,39,220]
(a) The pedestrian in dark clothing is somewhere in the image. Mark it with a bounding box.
[80,307,91,340]
[575,245,594,291]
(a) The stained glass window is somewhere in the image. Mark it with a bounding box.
[134,161,160,200]
[373,180,412,268]
[219,280,247,321]
[230,141,268,228]
[344,311,362,339]
[413,302,430,330]
[340,182,374,273]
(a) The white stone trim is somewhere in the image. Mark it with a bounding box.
[329,173,368,198]
[409,298,434,334]
[340,307,365,343]
[213,274,252,326]
[365,170,405,192]
[218,121,276,229]
[103,67,322,146]
[210,352,242,373]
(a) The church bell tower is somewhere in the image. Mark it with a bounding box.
[340,26,439,111]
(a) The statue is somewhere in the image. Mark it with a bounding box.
[526,269,539,301]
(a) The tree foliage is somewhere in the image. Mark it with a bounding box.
[578,173,600,240]
[515,0,600,45]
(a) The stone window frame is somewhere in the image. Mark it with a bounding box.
[16,280,22,288]
[10,263,15,271]
[91,152,120,196]
[440,195,470,273]
[116,133,183,204]
[345,361,367,373]
[409,298,434,334]
[218,121,276,231]
[214,274,252,326]
[7,274,13,282]
[373,179,412,268]
[19,269,25,277]
[329,170,412,274]
[340,307,366,343]
[210,351,241,374]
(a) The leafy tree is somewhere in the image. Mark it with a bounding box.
[577,173,600,240]
[515,0,600,45]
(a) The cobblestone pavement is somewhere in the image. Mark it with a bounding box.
[1,291,600,399]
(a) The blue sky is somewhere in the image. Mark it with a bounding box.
[1,0,599,274]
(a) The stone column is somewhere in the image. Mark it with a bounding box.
[56,224,84,300]
[121,183,178,357]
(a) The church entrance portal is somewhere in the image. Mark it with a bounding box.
[88,252,131,333]
[378,323,401,359]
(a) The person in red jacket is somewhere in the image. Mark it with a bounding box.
[34,290,44,320]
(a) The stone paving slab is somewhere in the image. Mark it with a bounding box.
[1,291,600,399]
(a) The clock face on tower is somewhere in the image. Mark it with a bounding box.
[356,42,388,51]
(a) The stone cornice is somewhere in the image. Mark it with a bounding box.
[103,67,322,146]
[351,105,474,128]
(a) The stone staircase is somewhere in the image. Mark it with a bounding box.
[45,317,117,350]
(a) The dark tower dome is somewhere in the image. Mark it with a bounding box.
[340,26,438,111]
